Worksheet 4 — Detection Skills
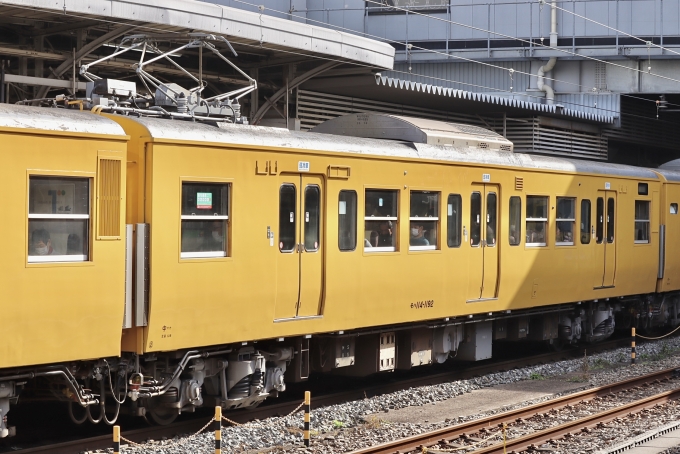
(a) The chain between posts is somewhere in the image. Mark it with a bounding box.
[114,399,307,451]
[635,324,680,340]
[118,417,216,450]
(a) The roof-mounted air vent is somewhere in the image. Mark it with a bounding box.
[310,113,513,152]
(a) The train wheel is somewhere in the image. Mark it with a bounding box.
[148,407,179,425]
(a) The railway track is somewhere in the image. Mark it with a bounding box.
[0,338,633,454]
[348,367,680,454]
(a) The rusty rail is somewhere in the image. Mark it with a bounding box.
[348,367,680,454]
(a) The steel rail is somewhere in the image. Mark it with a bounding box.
[348,367,680,454]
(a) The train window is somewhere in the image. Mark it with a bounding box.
[409,191,438,250]
[28,176,90,262]
[638,183,648,196]
[671,203,679,215]
[635,200,650,244]
[508,196,521,246]
[486,193,497,246]
[338,191,357,251]
[556,197,575,246]
[470,192,481,247]
[304,186,320,252]
[180,182,229,258]
[596,198,604,244]
[580,199,591,244]
[607,197,615,243]
[365,189,398,252]
[525,196,548,246]
[279,184,297,252]
[447,194,462,248]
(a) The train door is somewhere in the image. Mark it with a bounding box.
[275,174,324,319]
[467,184,500,300]
[594,191,617,288]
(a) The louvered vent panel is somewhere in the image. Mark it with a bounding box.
[98,158,121,237]
[515,177,524,191]
[296,89,487,131]
[478,142,489,149]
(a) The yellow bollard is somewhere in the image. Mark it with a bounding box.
[304,391,311,447]
[631,327,636,365]
[113,425,120,454]
[215,406,222,454]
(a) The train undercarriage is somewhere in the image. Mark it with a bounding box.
[2,292,680,437]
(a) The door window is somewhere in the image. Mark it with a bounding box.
[486,192,497,246]
[279,184,297,252]
[607,197,615,243]
[304,186,320,252]
[596,197,604,244]
[470,192,481,246]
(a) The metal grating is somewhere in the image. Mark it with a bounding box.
[503,118,608,161]
[97,158,122,238]
[297,90,608,161]
[296,89,486,131]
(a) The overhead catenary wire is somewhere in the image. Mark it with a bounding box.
[549,0,680,58]
[229,0,680,111]
[1,0,677,121]
[360,0,680,88]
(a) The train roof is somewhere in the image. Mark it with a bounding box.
[0,104,126,136]
[657,160,680,182]
[129,115,658,180]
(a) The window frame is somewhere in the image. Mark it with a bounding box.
[508,196,521,246]
[580,199,591,245]
[338,190,357,252]
[525,195,549,247]
[278,183,297,254]
[447,194,462,248]
[469,192,482,247]
[364,188,399,253]
[409,190,439,251]
[634,200,651,244]
[179,180,231,260]
[555,197,576,246]
[303,185,321,252]
[27,174,93,264]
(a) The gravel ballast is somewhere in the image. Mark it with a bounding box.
[101,336,680,454]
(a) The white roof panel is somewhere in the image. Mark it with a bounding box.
[0,105,126,136]
[128,115,656,180]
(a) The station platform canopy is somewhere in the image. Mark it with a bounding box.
[0,0,394,69]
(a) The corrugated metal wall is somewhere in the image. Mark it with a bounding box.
[297,89,609,160]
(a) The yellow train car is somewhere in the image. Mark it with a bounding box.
[0,106,128,436]
[1,107,679,435]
